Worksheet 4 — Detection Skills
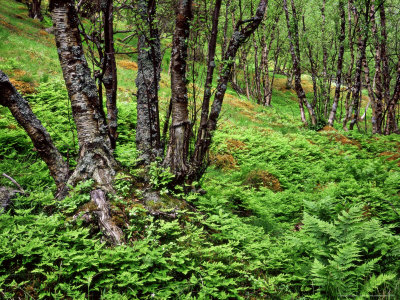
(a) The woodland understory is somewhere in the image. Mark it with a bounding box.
[0,0,399,299]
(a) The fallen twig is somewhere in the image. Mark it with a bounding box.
[2,173,25,194]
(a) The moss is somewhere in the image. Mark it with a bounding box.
[210,153,238,170]
[243,170,283,192]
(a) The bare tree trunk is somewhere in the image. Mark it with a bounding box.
[193,0,222,167]
[261,16,279,107]
[27,0,43,21]
[343,0,357,128]
[136,0,162,163]
[349,1,371,131]
[102,0,118,150]
[320,0,329,112]
[328,0,346,126]
[50,0,122,244]
[283,0,316,126]
[385,58,400,134]
[164,0,193,180]
[0,71,69,194]
[382,4,398,134]
[191,0,268,179]
[253,35,261,103]
[302,15,318,110]
[261,42,272,106]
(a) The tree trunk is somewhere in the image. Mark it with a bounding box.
[328,0,346,126]
[349,2,371,131]
[102,0,118,150]
[191,0,268,179]
[136,0,162,163]
[193,0,222,168]
[253,35,261,103]
[283,0,316,126]
[0,71,69,194]
[27,0,43,21]
[320,0,329,113]
[385,58,400,134]
[50,0,122,244]
[342,0,357,129]
[164,0,193,181]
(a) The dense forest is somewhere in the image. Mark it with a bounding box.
[0,0,399,298]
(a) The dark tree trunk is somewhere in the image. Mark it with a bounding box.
[191,0,268,179]
[260,16,279,107]
[0,71,68,194]
[102,0,118,150]
[385,58,400,134]
[382,5,398,134]
[193,0,222,167]
[164,0,193,180]
[283,0,316,126]
[136,0,162,163]
[320,0,329,113]
[302,15,318,110]
[349,1,371,131]
[27,0,43,21]
[342,0,357,129]
[328,0,346,126]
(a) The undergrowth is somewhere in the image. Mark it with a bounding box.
[0,1,400,298]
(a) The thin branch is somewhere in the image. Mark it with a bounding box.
[2,173,25,194]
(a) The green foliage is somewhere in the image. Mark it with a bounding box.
[0,2,399,298]
[149,161,175,191]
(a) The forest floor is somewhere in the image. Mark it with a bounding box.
[0,1,400,299]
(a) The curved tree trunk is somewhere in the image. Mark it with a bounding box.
[193,0,222,167]
[191,0,268,180]
[0,71,69,194]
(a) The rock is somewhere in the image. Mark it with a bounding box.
[0,186,19,213]
[45,27,55,35]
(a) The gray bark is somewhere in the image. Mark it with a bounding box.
[50,0,122,244]
[136,0,162,163]
[0,70,69,194]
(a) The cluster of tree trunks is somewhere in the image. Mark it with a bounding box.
[0,0,268,244]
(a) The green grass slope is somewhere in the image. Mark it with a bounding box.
[1,1,400,299]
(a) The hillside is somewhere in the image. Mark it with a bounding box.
[1,1,400,299]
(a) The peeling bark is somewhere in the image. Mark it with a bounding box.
[136,0,162,163]
[0,70,69,194]
[50,0,111,150]
[164,0,193,180]
[50,0,122,244]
